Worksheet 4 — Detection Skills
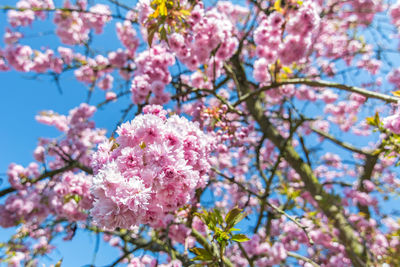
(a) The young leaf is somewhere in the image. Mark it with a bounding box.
[392,90,400,97]
[231,234,250,243]
[225,207,246,229]
[160,27,167,41]
[214,208,224,225]
[55,259,63,267]
[190,247,213,261]
[159,1,168,17]
[274,0,283,13]
[147,24,158,47]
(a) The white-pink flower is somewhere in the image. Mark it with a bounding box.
[90,105,215,229]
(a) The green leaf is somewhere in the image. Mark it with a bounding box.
[225,207,246,229]
[274,0,283,12]
[207,211,217,230]
[159,27,167,41]
[225,207,241,224]
[190,247,207,256]
[192,255,213,261]
[147,24,158,47]
[55,258,63,267]
[214,228,229,243]
[190,247,213,261]
[231,234,250,243]
[139,141,147,149]
[180,9,191,16]
[73,195,82,203]
[214,209,224,225]
[392,90,400,97]
[159,1,168,16]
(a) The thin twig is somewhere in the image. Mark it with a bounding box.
[287,251,320,267]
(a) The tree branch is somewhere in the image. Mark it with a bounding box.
[236,78,400,106]
[0,161,90,198]
[287,251,320,267]
[275,79,400,103]
[227,53,368,267]
[311,127,373,156]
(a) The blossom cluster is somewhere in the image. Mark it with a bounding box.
[7,0,111,45]
[35,103,106,168]
[387,67,400,88]
[167,3,239,70]
[7,0,54,27]
[0,171,93,228]
[253,1,320,83]
[130,45,175,104]
[383,109,400,134]
[90,105,214,229]
[0,104,105,228]
[116,12,140,57]
[54,1,111,45]
[3,45,62,73]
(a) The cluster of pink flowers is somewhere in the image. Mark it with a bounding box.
[130,45,175,104]
[7,162,40,190]
[90,105,215,229]
[7,0,55,27]
[216,1,249,22]
[344,0,382,25]
[391,1,400,26]
[116,19,139,57]
[167,2,239,71]
[254,12,283,65]
[35,103,106,168]
[356,55,381,75]
[383,109,400,134]
[54,0,111,45]
[31,49,63,73]
[344,187,378,208]
[127,257,182,267]
[4,45,33,72]
[7,0,111,45]
[242,235,287,266]
[0,181,48,228]
[46,171,93,221]
[387,67,400,88]
[2,45,65,73]
[313,12,380,69]
[253,1,320,82]
[0,104,105,228]
[390,0,400,42]
[4,28,23,45]
[72,53,128,99]
[74,55,110,83]
[280,1,320,64]
[324,93,366,131]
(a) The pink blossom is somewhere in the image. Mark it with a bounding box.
[105,91,117,101]
[383,111,400,134]
[5,45,33,72]
[90,106,215,229]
